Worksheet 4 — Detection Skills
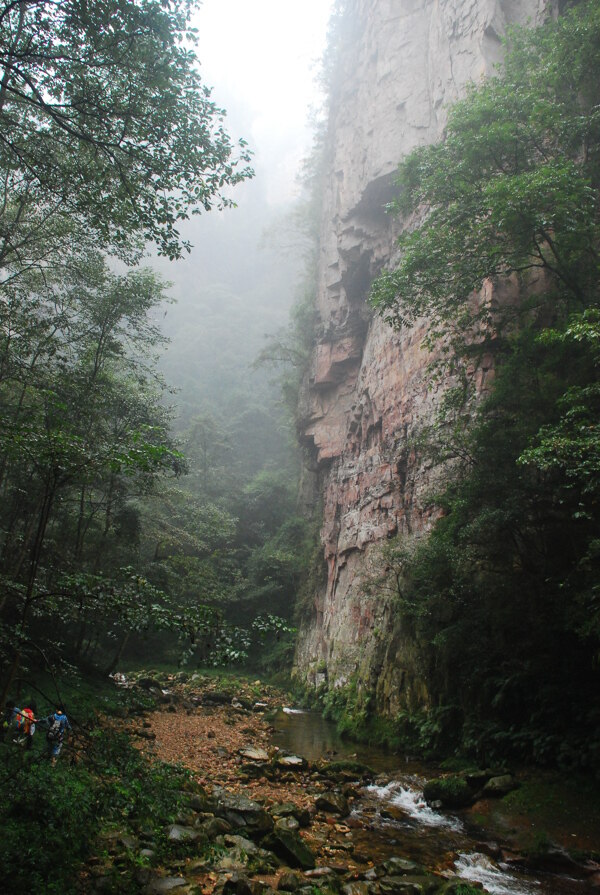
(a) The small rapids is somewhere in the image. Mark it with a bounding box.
[359,774,589,894]
[366,779,464,831]
[455,853,540,895]
[271,707,595,895]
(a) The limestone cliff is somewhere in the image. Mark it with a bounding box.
[295,0,557,710]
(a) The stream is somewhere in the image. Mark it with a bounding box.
[271,707,596,895]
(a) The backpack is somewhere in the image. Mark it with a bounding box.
[46,715,62,742]
[19,708,34,735]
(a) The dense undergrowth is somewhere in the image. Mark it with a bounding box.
[0,673,199,895]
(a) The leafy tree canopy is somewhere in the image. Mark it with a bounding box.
[0,0,252,268]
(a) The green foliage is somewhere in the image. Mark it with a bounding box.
[0,251,189,687]
[519,309,600,504]
[322,675,372,740]
[0,759,97,893]
[386,335,600,766]
[0,0,252,266]
[0,719,195,895]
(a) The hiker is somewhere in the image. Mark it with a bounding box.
[40,705,71,764]
[15,700,36,750]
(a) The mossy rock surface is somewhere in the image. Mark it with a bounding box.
[423,775,473,809]
[317,759,374,780]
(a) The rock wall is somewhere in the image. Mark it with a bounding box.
[295,0,556,707]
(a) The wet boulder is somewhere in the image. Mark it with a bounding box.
[440,882,485,893]
[234,696,254,711]
[223,834,280,873]
[342,883,370,895]
[201,816,232,837]
[381,859,424,877]
[137,677,164,691]
[317,760,374,783]
[241,761,275,780]
[423,776,473,809]
[239,747,270,762]
[224,833,260,853]
[221,872,255,895]
[481,774,518,797]
[188,788,214,813]
[275,815,300,833]
[303,867,342,890]
[315,791,350,817]
[202,691,235,706]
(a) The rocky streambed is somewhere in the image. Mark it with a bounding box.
[94,673,600,895]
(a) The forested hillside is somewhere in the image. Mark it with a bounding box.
[0,0,309,700]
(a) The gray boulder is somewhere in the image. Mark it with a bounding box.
[315,791,350,817]
[270,802,311,827]
[275,816,300,833]
[165,824,201,843]
[214,789,274,838]
[276,754,307,770]
[262,827,316,870]
[144,878,188,894]
[381,859,424,877]
[482,774,518,797]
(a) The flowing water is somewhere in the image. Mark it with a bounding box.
[271,707,597,895]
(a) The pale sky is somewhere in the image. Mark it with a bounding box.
[193,0,334,201]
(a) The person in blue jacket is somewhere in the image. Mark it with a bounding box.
[40,706,71,764]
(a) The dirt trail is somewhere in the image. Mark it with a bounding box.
[141,702,316,818]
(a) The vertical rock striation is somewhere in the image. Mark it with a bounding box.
[295,0,556,710]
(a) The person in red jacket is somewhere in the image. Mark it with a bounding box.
[16,701,36,750]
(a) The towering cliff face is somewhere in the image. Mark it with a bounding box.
[295,0,556,709]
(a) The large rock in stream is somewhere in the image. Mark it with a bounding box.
[213,789,274,838]
[317,760,374,782]
[422,776,473,809]
[481,774,518,797]
[315,791,350,817]
[262,819,316,870]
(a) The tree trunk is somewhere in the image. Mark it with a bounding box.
[0,478,56,705]
[104,631,130,676]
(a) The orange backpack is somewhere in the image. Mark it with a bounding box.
[17,707,34,735]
